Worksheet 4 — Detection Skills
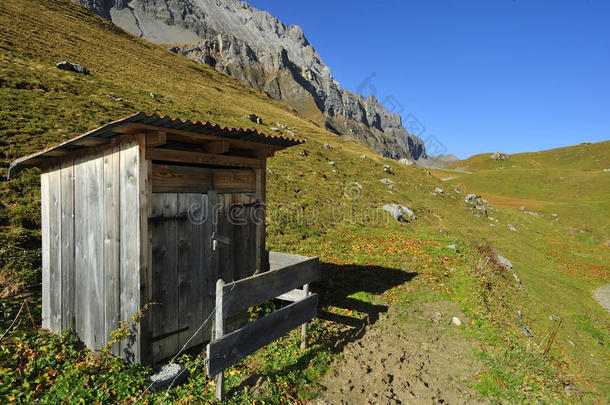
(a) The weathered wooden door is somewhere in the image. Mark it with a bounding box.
[150,191,259,363]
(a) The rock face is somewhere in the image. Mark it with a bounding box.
[72,0,427,160]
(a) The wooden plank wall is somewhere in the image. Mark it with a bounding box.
[40,138,148,363]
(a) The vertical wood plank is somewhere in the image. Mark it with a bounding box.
[73,157,89,344]
[103,146,120,354]
[139,137,153,366]
[40,169,50,330]
[177,193,205,349]
[214,279,225,401]
[150,193,179,362]
[203,191,216,344]
[119,139,141,363]
[48,166,62,332]
[217,194,235,283]
[301,283,310,350]
[60,160,74,332]
[255,162,267,272]
[87,155,104,349]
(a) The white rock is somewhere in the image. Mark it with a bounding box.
[452,317,462,326]
[507,224,517,232]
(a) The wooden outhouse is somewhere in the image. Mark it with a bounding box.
[9,112,304,365]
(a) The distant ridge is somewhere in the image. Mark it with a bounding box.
[72,0,427,161]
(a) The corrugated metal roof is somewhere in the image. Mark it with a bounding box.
[9,112,304,178]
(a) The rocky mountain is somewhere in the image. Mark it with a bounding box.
[72,0,427,160]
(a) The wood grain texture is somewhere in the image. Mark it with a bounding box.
[119,140,142,363]
[151,164,212,193]
[213,170,256,193]
[103,146,120,354]
[47,165,62,332]
[177,193,206,348]
[147,148,262,169]
[151,193,179,363]
[222,255,319,318]
[60,160,74,332]
[40,168,50,330]
[206,294,318,376]
[73,157,89,345]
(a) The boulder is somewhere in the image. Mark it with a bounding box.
[56,61,90,74]
[383,164,395,175]
[507,224,517,232]
[245,113,263,124]
[451,317,462,326]
[150,363,189,391]
[382,204,415,222]
[490,151,510,160]
[434,187,443,194]
[380,178,395,186]
[492,248,513,269]
[398,158,414,166]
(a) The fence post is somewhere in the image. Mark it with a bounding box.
[300,283,310,350]
[214,279,225,401]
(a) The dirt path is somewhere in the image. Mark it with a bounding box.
[593,284,610,313]
[313,300,486,404]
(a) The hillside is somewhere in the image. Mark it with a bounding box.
[1,0,609,403]
[70,0,427,161]
[442,141,610,238]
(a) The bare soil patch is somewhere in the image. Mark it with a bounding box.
[313,300,486,404]
[473,191,553,210]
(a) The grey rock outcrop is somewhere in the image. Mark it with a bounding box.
[56,61,90,74]
[72,0,427,161]
[383,204,415,222]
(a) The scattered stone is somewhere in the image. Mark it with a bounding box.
[56,61,90,74]
[285,129,295,136]
[507,224,517,232]
[492,248,513,269]
[513,273,521,284]
[549,315,553,321]
[328,161,335,166]
[107,95,123,102]
[150,363,189,391]
[568,340,574,346]
[551,213,558,217]
[149,92,156,99]
[276,122,287,129]
[598,340,604,346]
[603,168,610,172]
[398,157,415,166]
[465,194,479,203]
[382,204,416,222]
[433,187,443,194]
[380,178,395,186]
[383,164,395,175]
[446,244,457,251]
[580,141,592,145]
[300,150,309,156]
[360,154,367,159]
[490,151,510,160]
[324,143,332,149]
[517,310,523,320]
[519,206,525,211]
[245,113,263,124]
[452,317,462,327]
[266,167,273,175]
[522,326,533,337]
[270,127,279,131]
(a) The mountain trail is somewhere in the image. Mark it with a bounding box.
[313,300,487,404]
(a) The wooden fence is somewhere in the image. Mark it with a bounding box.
[206,253,319,400]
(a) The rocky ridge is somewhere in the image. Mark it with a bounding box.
[72,0,427,160]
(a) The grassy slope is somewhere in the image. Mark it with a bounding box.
[0,0,608,403]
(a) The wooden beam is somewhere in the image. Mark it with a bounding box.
[115,123,284,152]
[73,137,107,147]
[206,294,318,376]
[202,141,229,154]
[222,255,319,318]
[151,164,212,193]
[213,169,256,192]
[146,148,262,168]
[146,131,166,147]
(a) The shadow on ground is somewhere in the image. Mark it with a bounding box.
[233,261,417,395]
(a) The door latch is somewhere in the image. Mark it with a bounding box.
[211,232,231,251]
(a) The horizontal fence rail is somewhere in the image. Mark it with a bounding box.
[206,252,319,400]
[206,293,318,376]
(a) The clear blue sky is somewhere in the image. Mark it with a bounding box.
[248,0,610,158]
